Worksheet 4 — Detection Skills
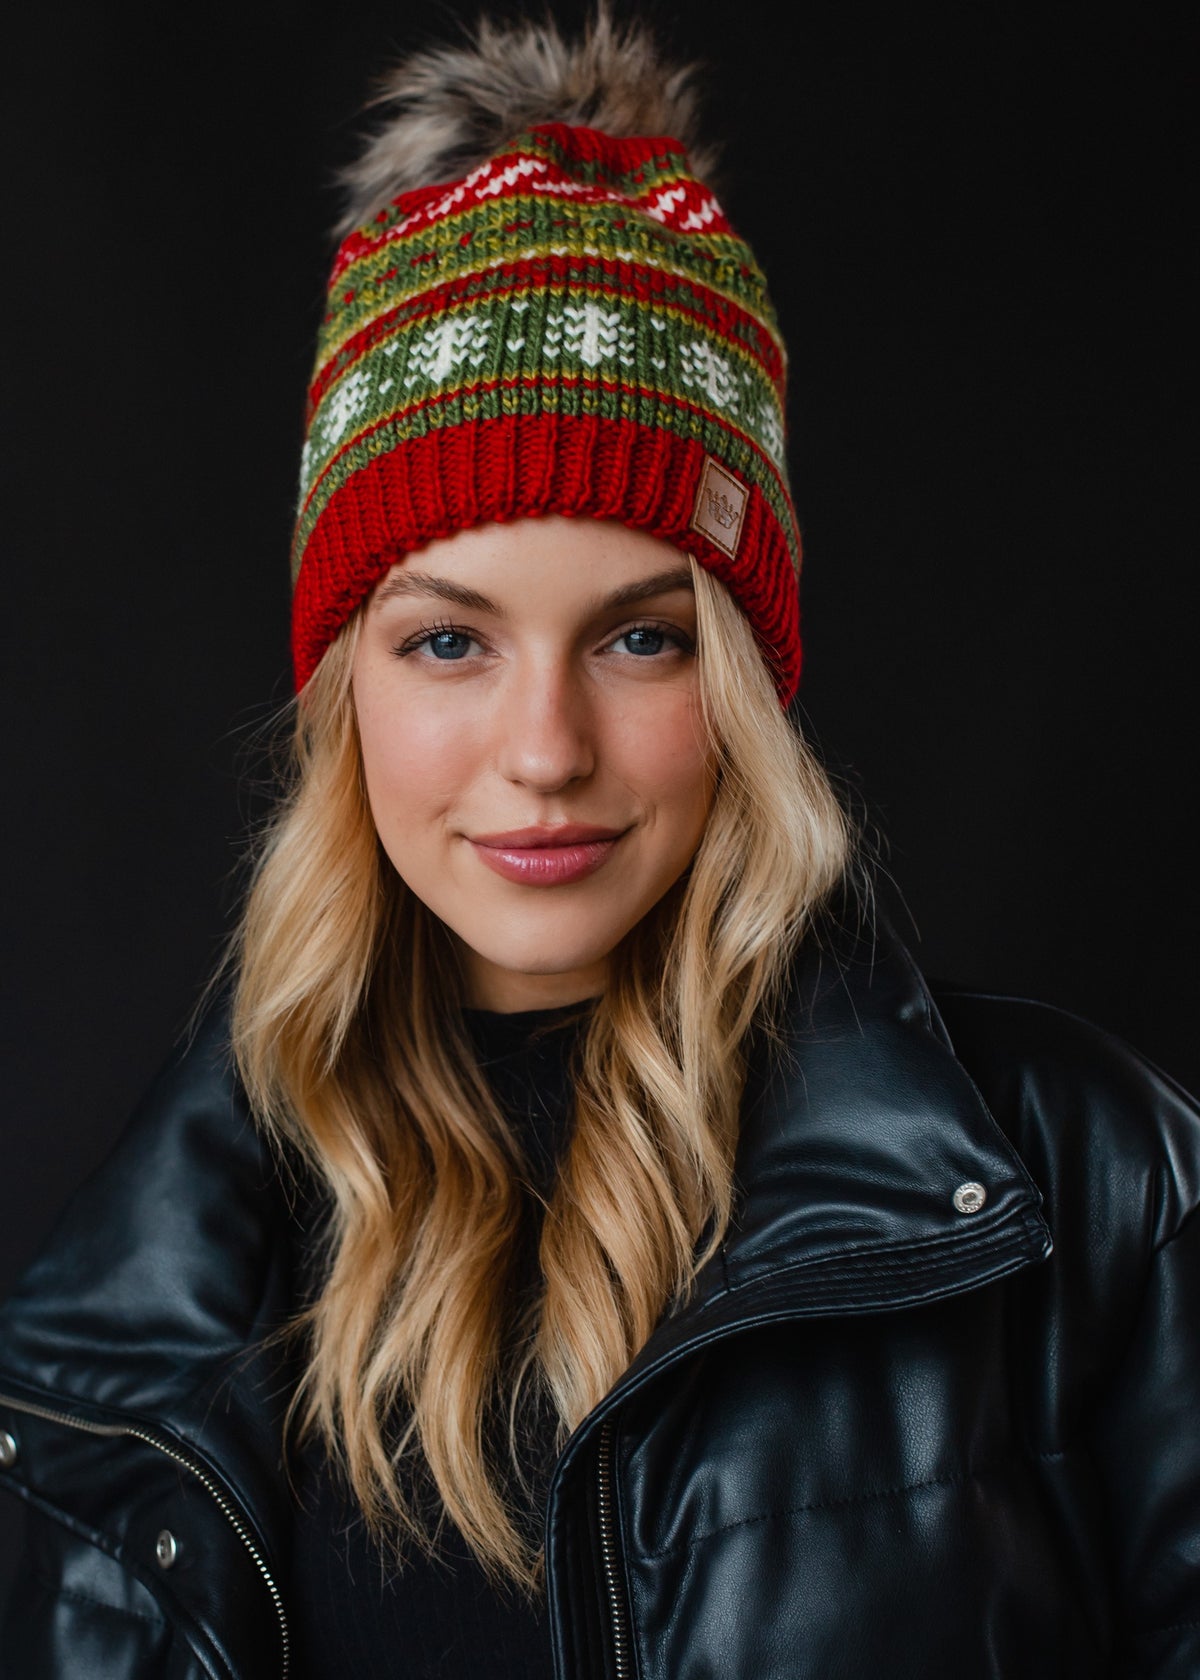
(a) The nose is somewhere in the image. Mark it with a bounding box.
[494,657,595,793]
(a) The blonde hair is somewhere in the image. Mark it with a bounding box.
[231,559,849,1586]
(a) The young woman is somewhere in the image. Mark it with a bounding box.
[1,12,1197,1678]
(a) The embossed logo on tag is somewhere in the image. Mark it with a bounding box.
[690,457,747,559]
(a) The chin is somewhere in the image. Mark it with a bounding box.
[470,935,614,980]
[457,906,632,980]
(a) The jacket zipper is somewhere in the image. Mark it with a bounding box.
[596,1420,631,1679]
[0,1389,289,1680]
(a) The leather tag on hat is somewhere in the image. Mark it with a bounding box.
[690,457,747,559]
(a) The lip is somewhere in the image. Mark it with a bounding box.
[472,824,626,848]
[468,823,629,886]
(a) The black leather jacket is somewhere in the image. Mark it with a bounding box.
[2,924,1199,1679]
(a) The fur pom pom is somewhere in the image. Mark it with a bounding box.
[337,4,719,235]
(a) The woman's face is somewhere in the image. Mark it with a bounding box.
[352,516,716,1011]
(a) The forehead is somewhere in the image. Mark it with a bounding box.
[371,516,693,611]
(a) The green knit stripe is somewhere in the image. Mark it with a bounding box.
[310,281,784,445]
[299,287,787,516]
[317,251,786,413]
[326,200,781,356]
[293,374,798,578]
[327,204,776,342]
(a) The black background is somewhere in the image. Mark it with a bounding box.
[0,0,1194,1613]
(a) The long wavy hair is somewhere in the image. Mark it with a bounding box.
[231,558,850,1587]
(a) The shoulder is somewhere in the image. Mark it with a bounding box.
[931,983,1200,1252]
[0,995,296,1410]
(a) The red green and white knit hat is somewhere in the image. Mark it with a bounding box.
[291,122,802,700]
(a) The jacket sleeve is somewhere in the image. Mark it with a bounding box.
[0,999,292,1680]
[934,987,1200,1678]
[1086,1203,1200,1677]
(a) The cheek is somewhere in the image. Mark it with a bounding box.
[612,691,716,831]
[354,688,476,837]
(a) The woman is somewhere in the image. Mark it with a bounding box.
[1,10,1197,1678]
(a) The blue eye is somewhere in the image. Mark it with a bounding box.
[618,626,668,656]
[395,624,479,660]
[425,629,473,660]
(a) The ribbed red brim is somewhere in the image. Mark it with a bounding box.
[291,412,801,701]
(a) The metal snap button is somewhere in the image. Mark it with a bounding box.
[155,1530,179,1570]
[952,1181,987,1215]
[0,1430,17,1469]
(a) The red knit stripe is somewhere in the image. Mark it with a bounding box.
[333,183,739,287]
[335,187,742,289]
[291,412,801,701]
[332,130,728,279]
[527,125,693,175]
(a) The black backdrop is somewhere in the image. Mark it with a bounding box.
[0,0,1195,1614]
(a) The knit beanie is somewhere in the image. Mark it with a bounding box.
[291,16,802,702]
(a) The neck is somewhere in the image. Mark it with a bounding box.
[459,951,608,1014]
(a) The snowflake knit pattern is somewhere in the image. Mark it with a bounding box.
[291,123,803,700]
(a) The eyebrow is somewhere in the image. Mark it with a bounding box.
[371,563,695,614]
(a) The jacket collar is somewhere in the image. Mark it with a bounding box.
[555,911,1052,1449]
[723,910,1050,1299]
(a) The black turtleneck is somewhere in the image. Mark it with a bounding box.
[289,1002,589,1680]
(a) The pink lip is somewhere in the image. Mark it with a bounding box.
[469,824,628,886]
